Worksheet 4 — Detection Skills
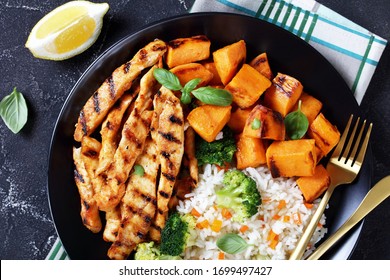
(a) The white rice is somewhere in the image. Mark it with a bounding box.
[176,164,327,260]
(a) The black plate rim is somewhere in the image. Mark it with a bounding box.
[47,12,372,260]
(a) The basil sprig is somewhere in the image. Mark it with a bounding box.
[0,87,28,134]
[284,100,309,140]
[182,78,201,104]
[216,233,253,254]
[153,68,232,106]
[192,86,232,106]
[152,68,182,91]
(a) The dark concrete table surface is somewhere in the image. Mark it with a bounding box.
[0,0,388,260]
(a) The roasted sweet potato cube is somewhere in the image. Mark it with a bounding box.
[202,61,223,86]
[243,105,285,140]
[213,40,246,85]
[293,92,323,124]
[297,164,330,202]
[249,52,273,80]
[236,134,267,169]
[166,35,211,68]
[307,113,340,155]
[228,108,251,133]
[263,73,303,117]
[314,144,324,164]
[187,105,231,142]
[266,139,317,178]
[170,63,213,87]
[225,64,271,108]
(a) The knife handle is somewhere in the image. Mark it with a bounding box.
[307,176,390,260]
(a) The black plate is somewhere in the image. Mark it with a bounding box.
[47,12,371,260]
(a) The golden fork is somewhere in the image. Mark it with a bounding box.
[307,175,390,260]
[289,115,373,260]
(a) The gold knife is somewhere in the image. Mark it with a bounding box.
[307,175,390,260]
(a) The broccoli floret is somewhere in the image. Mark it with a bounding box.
[160,212,196,256]
[134,241,183,260]
[134,241,161,260]
[195,126,237,166]
[216,170,262,222]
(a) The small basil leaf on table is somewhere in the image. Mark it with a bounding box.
[191,87,233,106]
[0,87,28,134]
[284,100,309,140]
[216,233,252,254]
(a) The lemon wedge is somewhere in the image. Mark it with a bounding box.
[25,1,109,61]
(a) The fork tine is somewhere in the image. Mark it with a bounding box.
[331,114,354,158]
[341,116,360,161]
[347,119,366,164]
[354,122,373,166]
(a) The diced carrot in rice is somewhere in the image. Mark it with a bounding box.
[191,208,201,217]
[277,200,286,209]
[292,212,302,225]
[196,219,209,229]
[270,238,279,249]
[240,225,249,233]
[221,208,233,219]
[273,214,281,220]
[218,252,225,260]
[211,219,223,232]
[267,229,278,241]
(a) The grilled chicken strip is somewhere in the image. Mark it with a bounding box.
[107,138,159,260]
[95,109,153,211]
[131,64,160,114]
[73,145,102,233]
[168,127,198,209]
[95,93,135,176]
[149,87,184,241]
[103,206,121,242]
[73,39,167,142]
[95,64,159,211]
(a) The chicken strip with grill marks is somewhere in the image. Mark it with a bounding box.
[73,144,102,233]
[94,64,159,211]
[96,93,135,176]
[95,109,153,211]
[103,206,121,242]
[74,39,167,142]
[168,127,198,209]
[107,138,159,259]
[149,87,184,242]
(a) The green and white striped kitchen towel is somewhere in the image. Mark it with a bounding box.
[46,0,387,260]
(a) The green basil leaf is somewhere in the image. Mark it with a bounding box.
[251,118,261,130]
[284,100,309,140]
[0,87,28,134]
[133,164,145,176]
[180,92,192,105]
[183,78,201,95]
[181,78,201,104]
[216,233,251,254]
[191,87,233,106]
[153,68,182,91]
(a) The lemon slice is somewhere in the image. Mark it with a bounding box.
[25,1,109,61]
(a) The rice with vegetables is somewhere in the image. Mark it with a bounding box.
[177,164,327,260]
